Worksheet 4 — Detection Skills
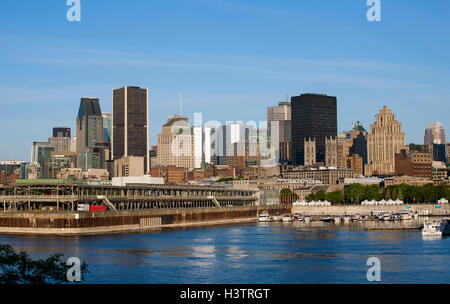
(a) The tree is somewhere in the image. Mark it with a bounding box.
[345,183,365,203]
[305,190,326,202]
[397,187,404,201]
[280,188,294,196]
[364,185,383,201]
[326,191,344,203]
[0,244,88,284]
[408,143,423,152]
[305,193,315,202]
[314,190,327,201]
[385,187,392,200]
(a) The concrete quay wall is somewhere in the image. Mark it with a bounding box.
[292,204,450,216]
[0,205,290,235]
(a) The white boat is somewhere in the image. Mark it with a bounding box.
[258,211,272,222]
[391,213,401,221]
[272,213,282,222]
[352,214,361,221]
[382,214,393,221]
[422,220,450,236]
[293,213,302,220]
[333,216,341,224]
[400,211,412,220]
[321,215,333,222]
[281,214,293,222]
[295,215,304,221]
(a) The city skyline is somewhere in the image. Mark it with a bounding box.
[0,88,448,163]
[1,1,450,160]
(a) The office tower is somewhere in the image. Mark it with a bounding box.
[70,136,77,152]
[366,106,406,176]
[349,123,368,167]
[209,127,219,165]
[47,156,72,179]
[49,127,71,153]
[213,125,227,165]
[433,144,447,162]
[193,126,203,169]
[337,122,368,173]
[342,154,364,176]
[267,101,292,163]
[76,98,104,154]
[423,143,447,162]
[424,122,446,145]
[31,142,54,179]
[432,161,448,182]
[102,113,112,143]
[395,149,433,180]
[157,115,194,169]
[291,93,337,166]
[193,126,212,168]
[268,101,291,125]
[224,122,261,170]
[112,86,149,173]
[114,156,145,177]
[447,142,450,163]
[53,127,71,138]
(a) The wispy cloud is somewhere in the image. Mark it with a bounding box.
[15,46,450,94]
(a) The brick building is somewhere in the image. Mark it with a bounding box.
[395,149,433,179]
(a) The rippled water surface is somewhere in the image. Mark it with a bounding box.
[0,221,449,284]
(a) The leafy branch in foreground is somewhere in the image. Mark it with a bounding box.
[0,244,89,284]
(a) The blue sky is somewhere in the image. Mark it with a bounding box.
[1,0,449,161]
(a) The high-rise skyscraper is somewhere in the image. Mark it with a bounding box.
[267,101,292,163]
[53,127,71,138]
[31,142,54,179]
[157,115,194,169]
[76,98,104,154]
[366,106,406,176]
[336,122,368,174]
[76,98,104,171]
[112,86,149,173]
[424,122,446,145]
[102,113,112,143]
[291,93,337,166]
[49,127,71,153]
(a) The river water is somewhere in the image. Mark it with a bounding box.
[0,220,449,284]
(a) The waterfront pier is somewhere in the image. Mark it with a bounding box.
[0,183,290,235]
[0,183,258,212]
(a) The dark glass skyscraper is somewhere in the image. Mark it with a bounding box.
[112,86,149,173]
[291,93,337,166]
[76,98,103,153]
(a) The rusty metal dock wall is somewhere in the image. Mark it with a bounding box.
[0,205,291,235]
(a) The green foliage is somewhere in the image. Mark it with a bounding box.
[280,188,294,196]
[345,183,450,204]
[280,188,298,201]
[215,177,235,183]
[326,191,344,203]
[306,190,327,201]
[345,183,365,203]
[408,143,423,152]
[0,244,88,284]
